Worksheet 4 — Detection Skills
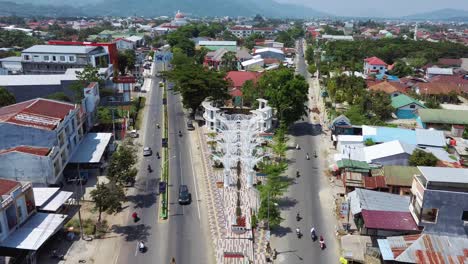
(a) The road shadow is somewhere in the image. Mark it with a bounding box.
[271,225,292,238]
[288,122,322,137]
[111,224,151,242]
[126,192,157,209]
[277,197,298,210]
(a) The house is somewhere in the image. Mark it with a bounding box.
[377,234,468,263]
[368,81,407,97]
[409,167,468,236]
[375,166,421,195]
[364,56,387,75]
[415,75,468,96]
[21,45,110,75]
[362,126,446,148]
[114,38,135,50]
[364,140,416,166]
[125,35,144,47]
[416,109,468,136]
[0,56,22,74]
[348,189,420,236]
[0,178,67,257]
[240,56,264,71]
[437,58,462,68]
[253,48,285,61]
[425,67,453,78]
[321,35,354,41]
[0,99,84,185]
[252,27,276,38]
[225,71,262,106]
[391,94,426,119]
[228,26,253,39]
[198,41,237,52]
[203,48,252,71]
[335,159,376,192]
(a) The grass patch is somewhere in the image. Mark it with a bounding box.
[64,218,96,236]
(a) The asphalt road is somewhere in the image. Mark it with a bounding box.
[270,39,340,263]
[116,61,211,264]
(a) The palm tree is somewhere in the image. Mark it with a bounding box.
[221,51,237,71]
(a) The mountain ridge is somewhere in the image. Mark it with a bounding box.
[402,8,468,20]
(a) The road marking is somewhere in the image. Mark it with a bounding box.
[134,243,138,256]
[189,139,202,221]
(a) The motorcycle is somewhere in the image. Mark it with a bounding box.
[147,165,152,173]
[156,123,160,129]
[306,153,310,160]
[296,228,302,238]
[296,212,301,221]
[319,236,326,250]
[314,150,317,158]
[310,228,317,241]
[138,241,146,253]
[178,130,182,137]
[296,170,300,178]
[156,152,160,159]
[295,144,300,150]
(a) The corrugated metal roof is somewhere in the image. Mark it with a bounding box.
[199,41,236,46]
[363,126,417,145]
[418,109,468,125]
[415,128,446,147]
[337,159,370,171]
[383,166,420,186]
[418,166,468,184]
[377,239,395,260]
[363,176,387,189]
[361,210,419,231]
[364,140,416,162]
[22,45,97,54]
[391,94,425,109]
[348,188,410,215]
[254,47,284,54]
[0,74,77,86]
[427,67,454,75]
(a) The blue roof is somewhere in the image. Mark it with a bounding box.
[375,73,400,82]
[363,126,417,145]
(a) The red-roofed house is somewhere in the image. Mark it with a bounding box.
[368,81,409,97]
[0,98,85,184]
[364,56,388,75]
[361,210,420,236]
[225,71,262,107]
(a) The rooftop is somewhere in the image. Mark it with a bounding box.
[364,140,416,162]
[368,81,406,94]
[418,166,468,184]
[361,210,419,231]
[364,56,387,66]
[0,98,77,130]
[348,188,410,215]
[363,126,417,145]
[0,146,51,156]
[225,71,262,88]
[382,166,421,187]
[0,178,21,196]
[22,45,97,54]
[254,47,284,55]
[198,41,237,46]
[391,94,425,109]
[0,56,22,62]
[418,109,468,125]
[426,67,454,75]
[415,128,445,147]
[0,73,77,86]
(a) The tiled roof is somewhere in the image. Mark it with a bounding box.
[0,178,20,196]
[383,166,420,186]
[0,98,77,130]
[225,71,261,89]
[418,109,468,125]
[362,210,419,231]
[391,94,425,109]
[417,75,468,95]
[437,58,462,67]
[0,146,51,156]
[369,81,407,94]
[364,56,387,66]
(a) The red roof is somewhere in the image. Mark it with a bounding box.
[418,75,468,95]
[369,81,408,94]
[0,98,77,130]
[225,71,262,89]
[362,210,419,231]
[364,56,387,66]
[0,146,51,156]
[363,176,387,189]
[0,179,21,196]
[230,88,243,97]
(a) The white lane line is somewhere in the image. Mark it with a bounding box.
[188,144,202,221]
[134,243,138,256]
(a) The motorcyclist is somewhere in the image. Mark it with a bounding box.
[139,241,145,252]
[310,227,316,239]
[178,130,182,136]
[147,164,151,172]
[296,170,300,178]
[306,153,310,160]
[296,227,301,238]
[314,150,317,158]
[319,236,325,249]
[296,144,300,150]
[296,212,301,221]
[156,152,160,158]
[157,123,160,129]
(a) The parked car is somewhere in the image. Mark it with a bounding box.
[187,120,195,130]
[178,185,191,204]
[143,147,152,156]
[128,130,139,138]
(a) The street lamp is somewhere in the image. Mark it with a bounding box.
[160,155,177,170]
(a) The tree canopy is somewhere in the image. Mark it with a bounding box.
[0,87,16,107]
[409,149,438,167]
[0,29,42,48]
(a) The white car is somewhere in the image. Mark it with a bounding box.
[143,147,152,156]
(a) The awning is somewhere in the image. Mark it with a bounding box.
[33,187,60,207]
[33,188,73,212]
[0,213,66,250]
[69,133,112,163]
[41,191,73,212]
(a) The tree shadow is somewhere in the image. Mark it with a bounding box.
[277,197,298,210]
[126,192,157,209]
[110,224,151,242]
[288,122,322,137]
[271,225,292,238]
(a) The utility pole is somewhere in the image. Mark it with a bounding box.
[74,164,84,239]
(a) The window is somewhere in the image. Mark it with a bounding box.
[23,55,30,61]
[52,56,57,61]
[43,55,49,61]
[410,104,416,109]
[380,67,384,70]
[463,211,468,225]
[69,56,75,62]
[421,208,439,223]
[373,66,376,69]
[59,56,66,62]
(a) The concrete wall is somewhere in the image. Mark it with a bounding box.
[371,153,410,166]
[0,123,57,150]
[0,152,53,185]
[420,189,468,236]
[3,80,76,103]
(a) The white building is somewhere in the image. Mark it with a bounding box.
[0,99,85,185]
[364,56,388,75]
[114,38,135,50]
[0,56,22,74]
[425,67,453,79]
[228,26,253,38]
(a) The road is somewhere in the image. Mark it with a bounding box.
[116,61,212,264]
[270,39,340,263]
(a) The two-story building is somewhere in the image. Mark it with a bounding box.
[21,45,109,75]
[114,38,135,50]
[364,56,388,75]
[409,166,468,236]
[0,98,84,185]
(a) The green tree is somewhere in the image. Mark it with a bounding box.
[241,80,258,107]
[90,182,126,222]
[389,60,413,77]
[69,65,100,102]
[244,33,264,50]
[367,91,394,120]
[107,140,138,185]
[97,107,113,125]
[220,51,237,71]
[194,47,209,65]
[0,87,16,107]
[221,30,238,41]
[46,92,71,102]
[409,149,438,166]
[117,50,136,75]
[308,64,317,75]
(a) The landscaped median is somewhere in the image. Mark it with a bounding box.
[159,84,170,220]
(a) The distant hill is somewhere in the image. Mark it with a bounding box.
[0,0,328,18]
[403,8,468,20]
[0,1,85,17]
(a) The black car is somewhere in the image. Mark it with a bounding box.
[178,185,191,204]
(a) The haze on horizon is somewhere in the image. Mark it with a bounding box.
[274,0,468,17]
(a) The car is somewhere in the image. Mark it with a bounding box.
[143,147,152,156]
[178,185,191,204]
[128,130,139,138]
[187,120,195,130]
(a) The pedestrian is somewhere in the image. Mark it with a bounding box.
[273,249,278,259]
[266,242,271,253]
[170,257,176,264]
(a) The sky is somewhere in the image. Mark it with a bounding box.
[273,0,468,17]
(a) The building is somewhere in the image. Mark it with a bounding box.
[364,140,416,166]
[21,45,109,74]
[364,56,388,75]
[376,166,421,195]
[0,99,84,185]
[114,38,135,50]
[425,67,453,78]
[240,56,264,71]
[253,47,285,61]
[225,71,262,106]
[391,94,426,119]
[0,56,22,75]
[416,109,468,136]
[321,35,354,41]
[252,27,276,38]
[125,35,144,47]
[228,26,253,38]
[409,166,468,236]
[377,234,468,263]
[198,41,237,52]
